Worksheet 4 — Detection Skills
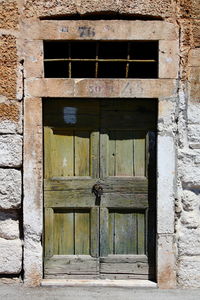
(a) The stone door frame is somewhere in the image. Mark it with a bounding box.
[22,19,179,287]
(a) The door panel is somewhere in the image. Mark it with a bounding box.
[43,98,157,279]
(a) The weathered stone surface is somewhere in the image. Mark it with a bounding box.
[159,40,179,79]
[23,0,174,18]
[158,99,177,133]
[180,0,200,19]
[0,169,21,209]
[157,234,176,288]
[0,35,17,100]
[181,190,199,211]
[188,48,200,67]
[157,135,176,233]
[188,66,200,100]
[24,97,43,286]
[0,0,19,30]
[188,124,200,142]
[187,104,200,125]
[0,135,22,167]
[23,40,44,78]
[178,257,200,287]
[25,78,177,98]
[23,0,76,17]
[192,20,200,47]
[178,149,200,187]
[0,211,19,240]
[119,0,174,18]
[0,102,22,134]
[22,19,178,41]
[0,238,22,274]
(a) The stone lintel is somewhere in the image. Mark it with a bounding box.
[22,20,178,41]
[25,78,177,98]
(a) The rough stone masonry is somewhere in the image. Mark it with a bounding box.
[0,0,200,288]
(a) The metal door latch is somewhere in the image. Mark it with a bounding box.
[92,184,103,198]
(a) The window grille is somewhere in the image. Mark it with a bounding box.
[44,41,158,78]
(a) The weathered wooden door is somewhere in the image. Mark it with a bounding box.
[43,98,157,279]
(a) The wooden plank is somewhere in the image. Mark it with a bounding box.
[44,191,95,208]
[44,207,54,257]
[100,262,148,274]
[53,210,74,255]
[100,208,110,257]
[109,211,115,254]
[45,255,99,275]
[115,131,133,176]
[100,131,109,178]
[100,254,148,263]
[91,207,99,258]
[108,131,116,176]
[100,274,149,280]
[75,131,90,176]
[137,212,145,254]
[53,131,74,177]
[44,177,148,192]
[134,132,146,176]
[44,127,52,179]
[90,131,99,178]
[114,211,137,254]
[100,193,148,209]
[75,210,90,255]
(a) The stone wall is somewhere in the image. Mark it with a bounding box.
[0,0,199,287]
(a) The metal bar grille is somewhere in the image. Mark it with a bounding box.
[44,41,158,78]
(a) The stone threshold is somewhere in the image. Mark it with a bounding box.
[41,279,157,288]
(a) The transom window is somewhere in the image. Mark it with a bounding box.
[44,41,158,78]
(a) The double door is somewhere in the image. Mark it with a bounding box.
[43,98,157,279]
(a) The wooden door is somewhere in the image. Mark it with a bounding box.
[43,98,157,279]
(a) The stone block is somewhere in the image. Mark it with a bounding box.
[0,135,22,167]
[188,104,200,125]
[188,48,200,67]
[23,0,174,18]
[0,102,22,134]
[0,238,22,274]
[192,20,200,47]
[0,169,21,209]
[0,35,17,100]
[188,125,200,142]
[158,99,177,133]
[119,0,174,18]
[178,256,200,288]
[180,211,200,229]
[0,211,19,240]
[159,40,179,79]
[157,135,175,234]
[178,149,200,187]
[188,67,200,101]
[181,190,199,211]
[23,0,76,17]
[23,40,44,78]
[0,0,19,30]
[157,234,176,288]
[180,0,200,19]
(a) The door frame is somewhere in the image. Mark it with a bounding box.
[22,19,178,287]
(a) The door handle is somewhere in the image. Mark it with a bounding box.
[92,184,103,198]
